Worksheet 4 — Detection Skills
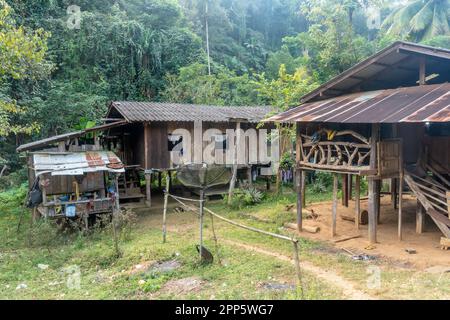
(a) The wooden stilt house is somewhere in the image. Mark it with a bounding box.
[267,41,450,246]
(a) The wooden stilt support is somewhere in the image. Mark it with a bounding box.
[331,174,338,237]
[398,173,404,240]
[145,172,152,207]
[368,123,379,244]
[199,190,205,261]
[302,172,306,208]
[162,174,170,243]
[355,175,361,229]
[391,178,398,209]
[228,122,241,204]
[158,172,162,190]
[342,174,349,207]
[348,175,353,201]
[416,200,425,234]
[296,169,304,232]
[375,179,381,224]
[398,138,404,240]
[247,166,253,186]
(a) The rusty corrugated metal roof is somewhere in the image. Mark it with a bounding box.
[32,151,125,175]
[108,102,271,123]
[266,83,450,123]
[17,121,127,153]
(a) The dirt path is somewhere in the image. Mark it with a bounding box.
[223,239,375,300]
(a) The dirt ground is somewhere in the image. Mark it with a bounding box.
[297,195,450,269]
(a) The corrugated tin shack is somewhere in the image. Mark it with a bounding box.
[267,41,450,247]
[29,151,124,226]
[17,123,127,226]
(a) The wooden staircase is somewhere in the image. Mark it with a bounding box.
[404,164,450,239]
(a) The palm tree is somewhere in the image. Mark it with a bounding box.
[382,0,450,42]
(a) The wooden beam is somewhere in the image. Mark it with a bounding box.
[331,174,338,237]
[446,191,450,218]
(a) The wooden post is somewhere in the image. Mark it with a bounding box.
[295,123,306,217]
[228,122,241,205]
[398,173,404,240]
[112,175,120,255]
[368,123,379,244]
[416,200,425,234]
[355,175,361,229]
[162,174,170,243]
[391,178,398,209]
[375,179,381,224]
[247,166,252,186]
[331,174,338,237]
[144,123,150,169]
[398,139,404,240]
[391,123,399,210]
[301,172,306,208]
[145,172,152,207]
[296,169,304,232]
[419,57,426,85]
[158,172,162,190]
[342,174,349,207]
[348,175,353,201]
[199,190,205,261]
[293,241,304,298]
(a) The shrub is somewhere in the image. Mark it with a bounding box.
[309,172,333,193]
[224,185,265,209]
[0,183,27,211]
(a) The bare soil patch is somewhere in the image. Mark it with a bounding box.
[292,195,449,269]
[160,277,205,295]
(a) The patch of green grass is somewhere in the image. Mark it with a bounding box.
[0,185,448,300]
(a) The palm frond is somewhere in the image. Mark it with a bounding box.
[410,0,435,33]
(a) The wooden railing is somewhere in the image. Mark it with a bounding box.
[298,130,373,174]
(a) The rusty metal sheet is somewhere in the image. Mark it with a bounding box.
[267,83,450,123]
[32,151,125,175]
